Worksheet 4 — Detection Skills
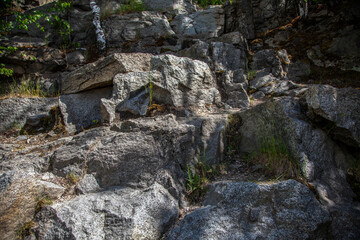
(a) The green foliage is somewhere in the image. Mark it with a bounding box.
[102,0,146,19]
[35,196,53,213]
[66,172,80,185]
[196,0,232,8]
[0,1,72,76]
[186,151,225,202]
[0,63,13,76]
[247,70,257,81]
[247,123,300,180]
[1,77,46,98]
[116,0,146,14]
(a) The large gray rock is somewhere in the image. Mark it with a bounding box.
[59,87,113,133]
[0,97,58,132]
[171,6,224,39]
[215,31,249,50]
[305,85,360,147]
[34,183,179,240]
[287,61,311,81]
[179,114,228,165]
[167,180,331,240]
[113,55,221,112]
[50,115,195,191]
[221,69,250,108]
[143,0,196,16]
[210,42,247,71]
[234,97,355,206]
[178,40,211,65]
[0,171,65,240]
[327,30,360,72]
[251,49,285,78]
[249,69,277,90]
[179,40,247,72]
[61,53,152,94]
[103,11,175,53]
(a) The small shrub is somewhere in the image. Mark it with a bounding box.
[247,70,257,81]
[247,124,300,180]
[186,154,225,202]
[116,0,145,15]
[66,172,80,185]
[35,196,53,213]
[0,77,46,99]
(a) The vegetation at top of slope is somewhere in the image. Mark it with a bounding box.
[0,0,72,77]
[101,0,146,20]
[196,0,232,8]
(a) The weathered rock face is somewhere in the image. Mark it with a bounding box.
[234,97,355,205]
[0,171,65,240]
[143,0,197,16]
[171,6,224,39]
[34,183,178,240]
[110,54,221,119]
[178,40,249,108]
[230,96,360,238]
[304,85,360,148]
[61,53,153,94]
[167,180,331,240]
[1,0,360,239]
[59,87,113,133]
[103,11,175,53]
[179,114,228,165]
[224,0,298,39]
[0,111,230,239]
[0,97,58,132]
[0,44,66,75]
[50,115,195,190]
[224,0,255,39]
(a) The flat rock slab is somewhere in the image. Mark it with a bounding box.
[0,97,58,132]
[61,53,153,94]
[59,87,113,133]
[167,180,330,240]
[34,183,178,240]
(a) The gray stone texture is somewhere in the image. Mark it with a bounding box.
[167,180,331,240]
[61,53,153,94]
[171,6,224,39]
[305,85,360,147]
[59,87,113,132]
[34,183,179,240]
[103,11,175,53]
[0,97,58,132]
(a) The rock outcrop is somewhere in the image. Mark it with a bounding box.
[168,180,331,240]
[1,0,360,239]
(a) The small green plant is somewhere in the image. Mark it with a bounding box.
[102,0,145,18]
[247,123,300,180]
[247,70,257,81]
[35,196,53,213]
[1,77,46,99]
[92,119,99,125]
[16,221,35,239]
[66,172,80,185]
[186,149,225,202]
